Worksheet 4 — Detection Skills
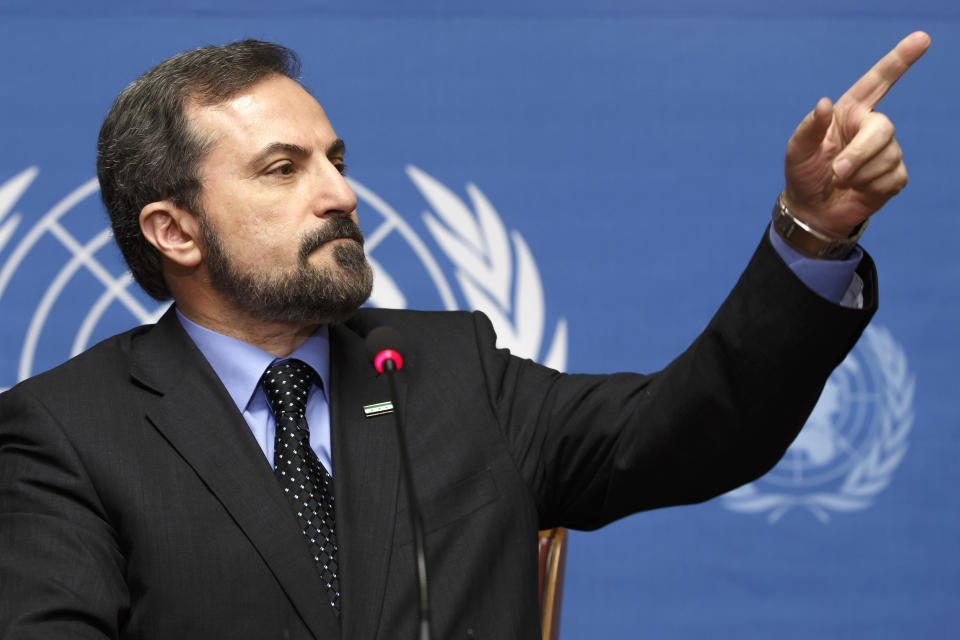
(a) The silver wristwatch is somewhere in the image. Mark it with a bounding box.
[771,191,867,260]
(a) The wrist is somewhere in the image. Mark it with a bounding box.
[771,191,867,260]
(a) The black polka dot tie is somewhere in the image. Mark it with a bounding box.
[261,359,341,616]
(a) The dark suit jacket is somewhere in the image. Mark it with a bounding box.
[0,237,876,639]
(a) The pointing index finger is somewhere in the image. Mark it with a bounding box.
[839,31,931,111]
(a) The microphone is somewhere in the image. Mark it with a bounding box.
[366,326,405,373]
[365,327,431,640]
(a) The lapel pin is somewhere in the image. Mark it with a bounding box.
[363,401,394,418]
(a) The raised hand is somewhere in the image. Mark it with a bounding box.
[783,31,930,238]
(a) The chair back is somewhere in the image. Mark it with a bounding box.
[537,528,568,640]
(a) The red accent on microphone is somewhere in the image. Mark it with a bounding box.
[373,349,403,373]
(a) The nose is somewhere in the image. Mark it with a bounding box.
[315,160,357,219]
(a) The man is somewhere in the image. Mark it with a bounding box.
[0,33,929,639]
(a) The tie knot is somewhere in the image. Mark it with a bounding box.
[261,358,317,419]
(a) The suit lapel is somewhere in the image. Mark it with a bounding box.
[129,309,340,639]
[328,323,403,639]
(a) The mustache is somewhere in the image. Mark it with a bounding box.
[298,217,365,261]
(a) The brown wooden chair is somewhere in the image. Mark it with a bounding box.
[537,528,568,640]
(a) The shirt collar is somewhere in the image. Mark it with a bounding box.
[175,308,331,413]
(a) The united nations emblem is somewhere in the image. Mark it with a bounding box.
[723,324,915,523]
[0,166,568,391]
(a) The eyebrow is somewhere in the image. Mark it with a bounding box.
[246,138,346,173]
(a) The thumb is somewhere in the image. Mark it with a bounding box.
[787,97,834,160]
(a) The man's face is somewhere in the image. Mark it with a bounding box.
[186,74,373,325]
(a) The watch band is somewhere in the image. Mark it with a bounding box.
[771,191,867,260]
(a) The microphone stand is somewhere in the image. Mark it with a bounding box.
[382,358,432,640]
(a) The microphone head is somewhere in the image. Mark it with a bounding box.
[365,326,407,373]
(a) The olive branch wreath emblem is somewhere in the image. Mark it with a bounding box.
[405,166,568,371]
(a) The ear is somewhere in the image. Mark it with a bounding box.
[139,200,203,268]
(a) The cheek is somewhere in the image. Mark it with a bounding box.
[207,208,289,265]
[234,226,290,263]
[200,179,307,261]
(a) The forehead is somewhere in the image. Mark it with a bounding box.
[185,74,337,158]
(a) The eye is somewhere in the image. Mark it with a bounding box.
[335,162,349,176]
[266,162,295,177]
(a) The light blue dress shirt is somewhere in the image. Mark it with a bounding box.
[767,226,864,306]
[176,310,334,475]
[174,228,863,478]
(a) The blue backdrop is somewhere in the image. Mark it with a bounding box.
[1,1,957,637]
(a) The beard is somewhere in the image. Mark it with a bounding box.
[200,215,374,325]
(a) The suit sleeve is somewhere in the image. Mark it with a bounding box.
[0,385,127,639]
[474,234,877,530]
